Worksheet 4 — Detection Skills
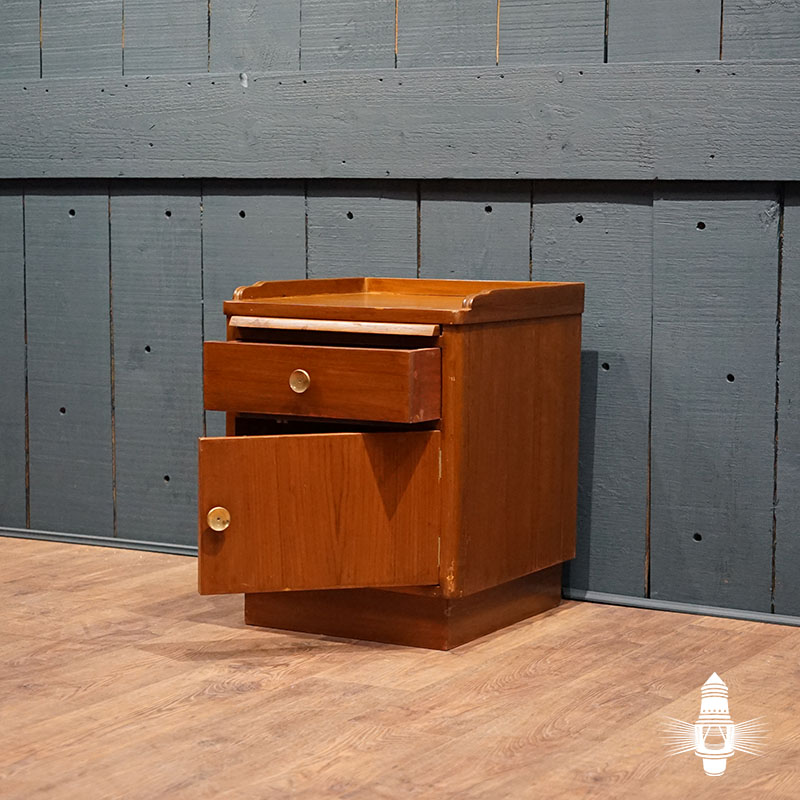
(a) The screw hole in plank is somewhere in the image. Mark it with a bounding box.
[693,533,703,541]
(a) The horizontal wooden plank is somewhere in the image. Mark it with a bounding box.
[229,316,440,337]
[1,62,799,180]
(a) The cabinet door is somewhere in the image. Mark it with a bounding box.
[198,431,440,594]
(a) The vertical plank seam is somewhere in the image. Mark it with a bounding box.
[298,0,303,70]
[394,0,399,68]
[416,181,421,277]
[107,183,118,538]
[121,0,125,74]
[200,179,207,437]
[528,180,534,281]
[719,0,725,60]
[771,184,785,614]
[207,1,211,72]
[22,188,31,529]
[495,0,501,65]
[645,183,654,597]
[604,0,610,63]
[303,179,309,278]
[38,0,43,78]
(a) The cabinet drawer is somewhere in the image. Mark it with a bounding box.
[204,341,441,423]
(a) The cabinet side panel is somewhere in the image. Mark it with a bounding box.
[451,317,582,596]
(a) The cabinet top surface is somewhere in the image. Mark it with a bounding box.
[224,277,584,325]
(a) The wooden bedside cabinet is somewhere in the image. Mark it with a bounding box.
[198,277,584,649]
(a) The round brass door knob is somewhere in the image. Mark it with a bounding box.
[207,506,231,532]
[289,368,311,394]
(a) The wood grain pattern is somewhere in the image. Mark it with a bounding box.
[775,186,800,616]
[650,186,779,611]
[499,0,605,64]
[229,316,439,337]
[245,566,562,649]
[0,190,26,528]
[724,0,800,59]
[110,186,203,545]
[300,0,395,70]
[42,0,121,77]
[438,316,582,597]
[225,277,585,324]
[24,187,113,537]
[532,183,651,597]
[210,0,299,73]
[607,0,721,62]
[306,181,417,279]
[123,0,208,75]
[203,341,441,422]
[6,537,800,798]
[0,0,41,79]
[397,0,497,68]
[419,181,531,280]
[198,431,441,592]
[5,64,800,180]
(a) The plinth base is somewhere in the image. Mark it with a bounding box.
[244,565,563,650]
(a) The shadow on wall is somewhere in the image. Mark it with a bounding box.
[564,350,598,590]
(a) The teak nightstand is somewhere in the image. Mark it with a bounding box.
[198,277,584,649]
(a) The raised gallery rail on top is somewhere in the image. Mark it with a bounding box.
[1,62,799,180]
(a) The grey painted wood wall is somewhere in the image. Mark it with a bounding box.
[0,1,798,620]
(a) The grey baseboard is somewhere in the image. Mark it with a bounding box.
[563,587,800,628]
[0,527,198,557]
[3,528,797,627]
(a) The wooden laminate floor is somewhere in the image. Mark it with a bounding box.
[1,537,799,799]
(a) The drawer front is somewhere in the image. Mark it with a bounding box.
[198,431,441,593]
[204,341,440,422]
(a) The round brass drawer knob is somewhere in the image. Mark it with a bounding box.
[289,368,311,394]
[207,506,231,532]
